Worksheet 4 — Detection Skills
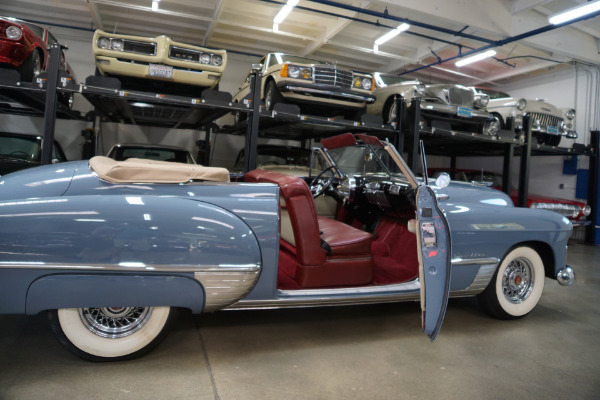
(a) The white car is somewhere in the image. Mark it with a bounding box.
[474,88,576,146]
[233,53,375,121]
[366,73,426,123]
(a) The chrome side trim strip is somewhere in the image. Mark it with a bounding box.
[226,280,421,310]
[0,262,259,273]
[451,257,499,266]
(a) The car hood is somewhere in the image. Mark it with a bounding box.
[433,180,514,208]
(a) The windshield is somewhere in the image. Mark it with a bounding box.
[325,144,411,182]
[271,53,326,65]
[476,88,510,99]
[374,73,408,87]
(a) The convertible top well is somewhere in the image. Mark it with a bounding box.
[89,156,230,183]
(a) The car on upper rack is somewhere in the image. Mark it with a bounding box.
[428,168,591,227]
[0,131,67,176]
[0,16,72,82]
[106,143,196,164]
[0,132,574,361]
[472,87,577,146]
[419,83,500,135]
[0,16,76,107]
[92,29,226,95]
[366,72,426,124]
[232,53,376,121]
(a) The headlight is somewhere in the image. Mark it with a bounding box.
[353,77,362,88]
[5,25,22,40]
[110,39,123,51]
[361,77,373,90]
[300,68,311,79]
[415,83,426,97]
[211,54,223,66]
[582,205,591,217]
[200,54,211,64]
[288,66,301,78]
[565,109,575,120]
[97,37,110,49]
[479,94,489,107]
[516,98,527,111]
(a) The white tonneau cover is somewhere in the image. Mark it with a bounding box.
[89,156,230,183]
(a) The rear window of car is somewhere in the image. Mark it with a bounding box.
[110,147,194,164]
[478,88,510,99]
[0,135,39,160]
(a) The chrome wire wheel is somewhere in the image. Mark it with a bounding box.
[478,246,545,319]
[79,307,152,338]
[501,257,534,304]
[49,306,175,361]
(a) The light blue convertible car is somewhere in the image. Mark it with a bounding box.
[0,133,574,361]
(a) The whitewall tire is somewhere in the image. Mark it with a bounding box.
[478,246,545,319]
[48,306,176,361]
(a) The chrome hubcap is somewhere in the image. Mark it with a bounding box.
[32,55,42,78]
[79,307,152,338]
[265,88,273,110]
[502,257,534,304]
[388,103,397,123]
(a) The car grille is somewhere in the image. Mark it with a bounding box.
[313,66,353,88]
[448,86,474,107]
[525,112,563,127]
[169,46,201,62]
[123,40,156,55]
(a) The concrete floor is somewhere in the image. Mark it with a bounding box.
[0,242,598,400]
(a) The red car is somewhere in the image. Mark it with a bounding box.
[0,16,70,81]
[429,168,591,226]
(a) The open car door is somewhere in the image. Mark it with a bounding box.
[415,185,452,341]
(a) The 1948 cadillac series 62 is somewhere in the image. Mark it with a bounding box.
[0,133,574,361]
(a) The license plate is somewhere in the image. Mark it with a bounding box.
[148,64,173,79]
[457,107,472,118]
[547,126,559,135]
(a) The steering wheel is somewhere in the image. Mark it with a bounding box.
[8,151,29,159]
[309,165,337,198]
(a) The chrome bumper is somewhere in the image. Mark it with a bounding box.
[280,84,376,104]
[557,266,575,286]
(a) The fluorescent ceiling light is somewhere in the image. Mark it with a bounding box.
[273,0,299,25]
[548,0,600,25]
[374,23,410,46]
[152,0,159,11]
[455,50,496,67]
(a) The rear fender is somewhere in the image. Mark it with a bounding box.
[26,273,205,315]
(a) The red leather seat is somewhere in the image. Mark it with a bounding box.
[245,169,373,288]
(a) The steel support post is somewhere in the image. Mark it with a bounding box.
[244,67,262,172]
[517,115,531,207]
[502,143,514,196]
[41,43,63,165]
[406,97,421,171]
[586,130,599,244]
